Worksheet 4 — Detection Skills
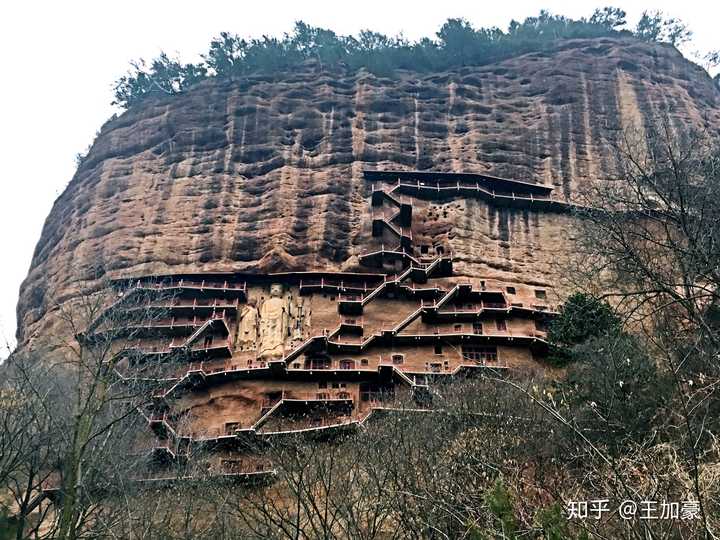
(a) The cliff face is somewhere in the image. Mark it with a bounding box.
[17,36,720,343]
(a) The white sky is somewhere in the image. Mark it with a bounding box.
[0,0,717,357]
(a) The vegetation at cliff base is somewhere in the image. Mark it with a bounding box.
[113,7,692,109]
[2,115,720,537]
[545,293,621,366]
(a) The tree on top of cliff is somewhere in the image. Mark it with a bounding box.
[112,7,694,109]
[634,10,692,46]
[113,53,207,111]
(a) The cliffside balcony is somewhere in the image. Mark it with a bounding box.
[339,317,364,335]
[148,443,177,464]
[302,356,334,370]
[151,390,169,410]
[131,279,248,300]
[259,413,357,435]
[123,345,177,365]
[399,283,443,300]
[359,390,397,406]
[408,255,453,281]
[364,171,560,208]
[299,277,373,295]
[97,313,230,342]
[358,245,419,269]
[148,413,177,439]
[118,297,241,319]
[218,459,276,481]
[258,390,354,421]
[188,336,233,359]
[282,393,354,412]
[185,363,207,387]
[338,293,364,315]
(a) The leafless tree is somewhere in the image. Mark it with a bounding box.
[559,116,720,538]
[1,281,184,539]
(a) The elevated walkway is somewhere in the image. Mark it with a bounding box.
[363,170,578,213]
[371,184,412,226]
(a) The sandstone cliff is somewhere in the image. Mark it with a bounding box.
[17,36,720,343]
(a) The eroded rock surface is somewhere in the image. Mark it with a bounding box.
[18,37,720,344]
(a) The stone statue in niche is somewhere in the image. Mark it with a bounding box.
[237,300,258,352]
[257,283,288,360]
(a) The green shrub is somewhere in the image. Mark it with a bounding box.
[484,478,518,539]
[536,503,570,540]
[546,293,621,366]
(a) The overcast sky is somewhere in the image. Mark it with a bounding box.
[0,0,717,357]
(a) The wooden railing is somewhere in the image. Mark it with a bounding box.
[133,279,247,292]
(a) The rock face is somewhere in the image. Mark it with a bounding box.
[16,36,720,481]
[18,36,720,345]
